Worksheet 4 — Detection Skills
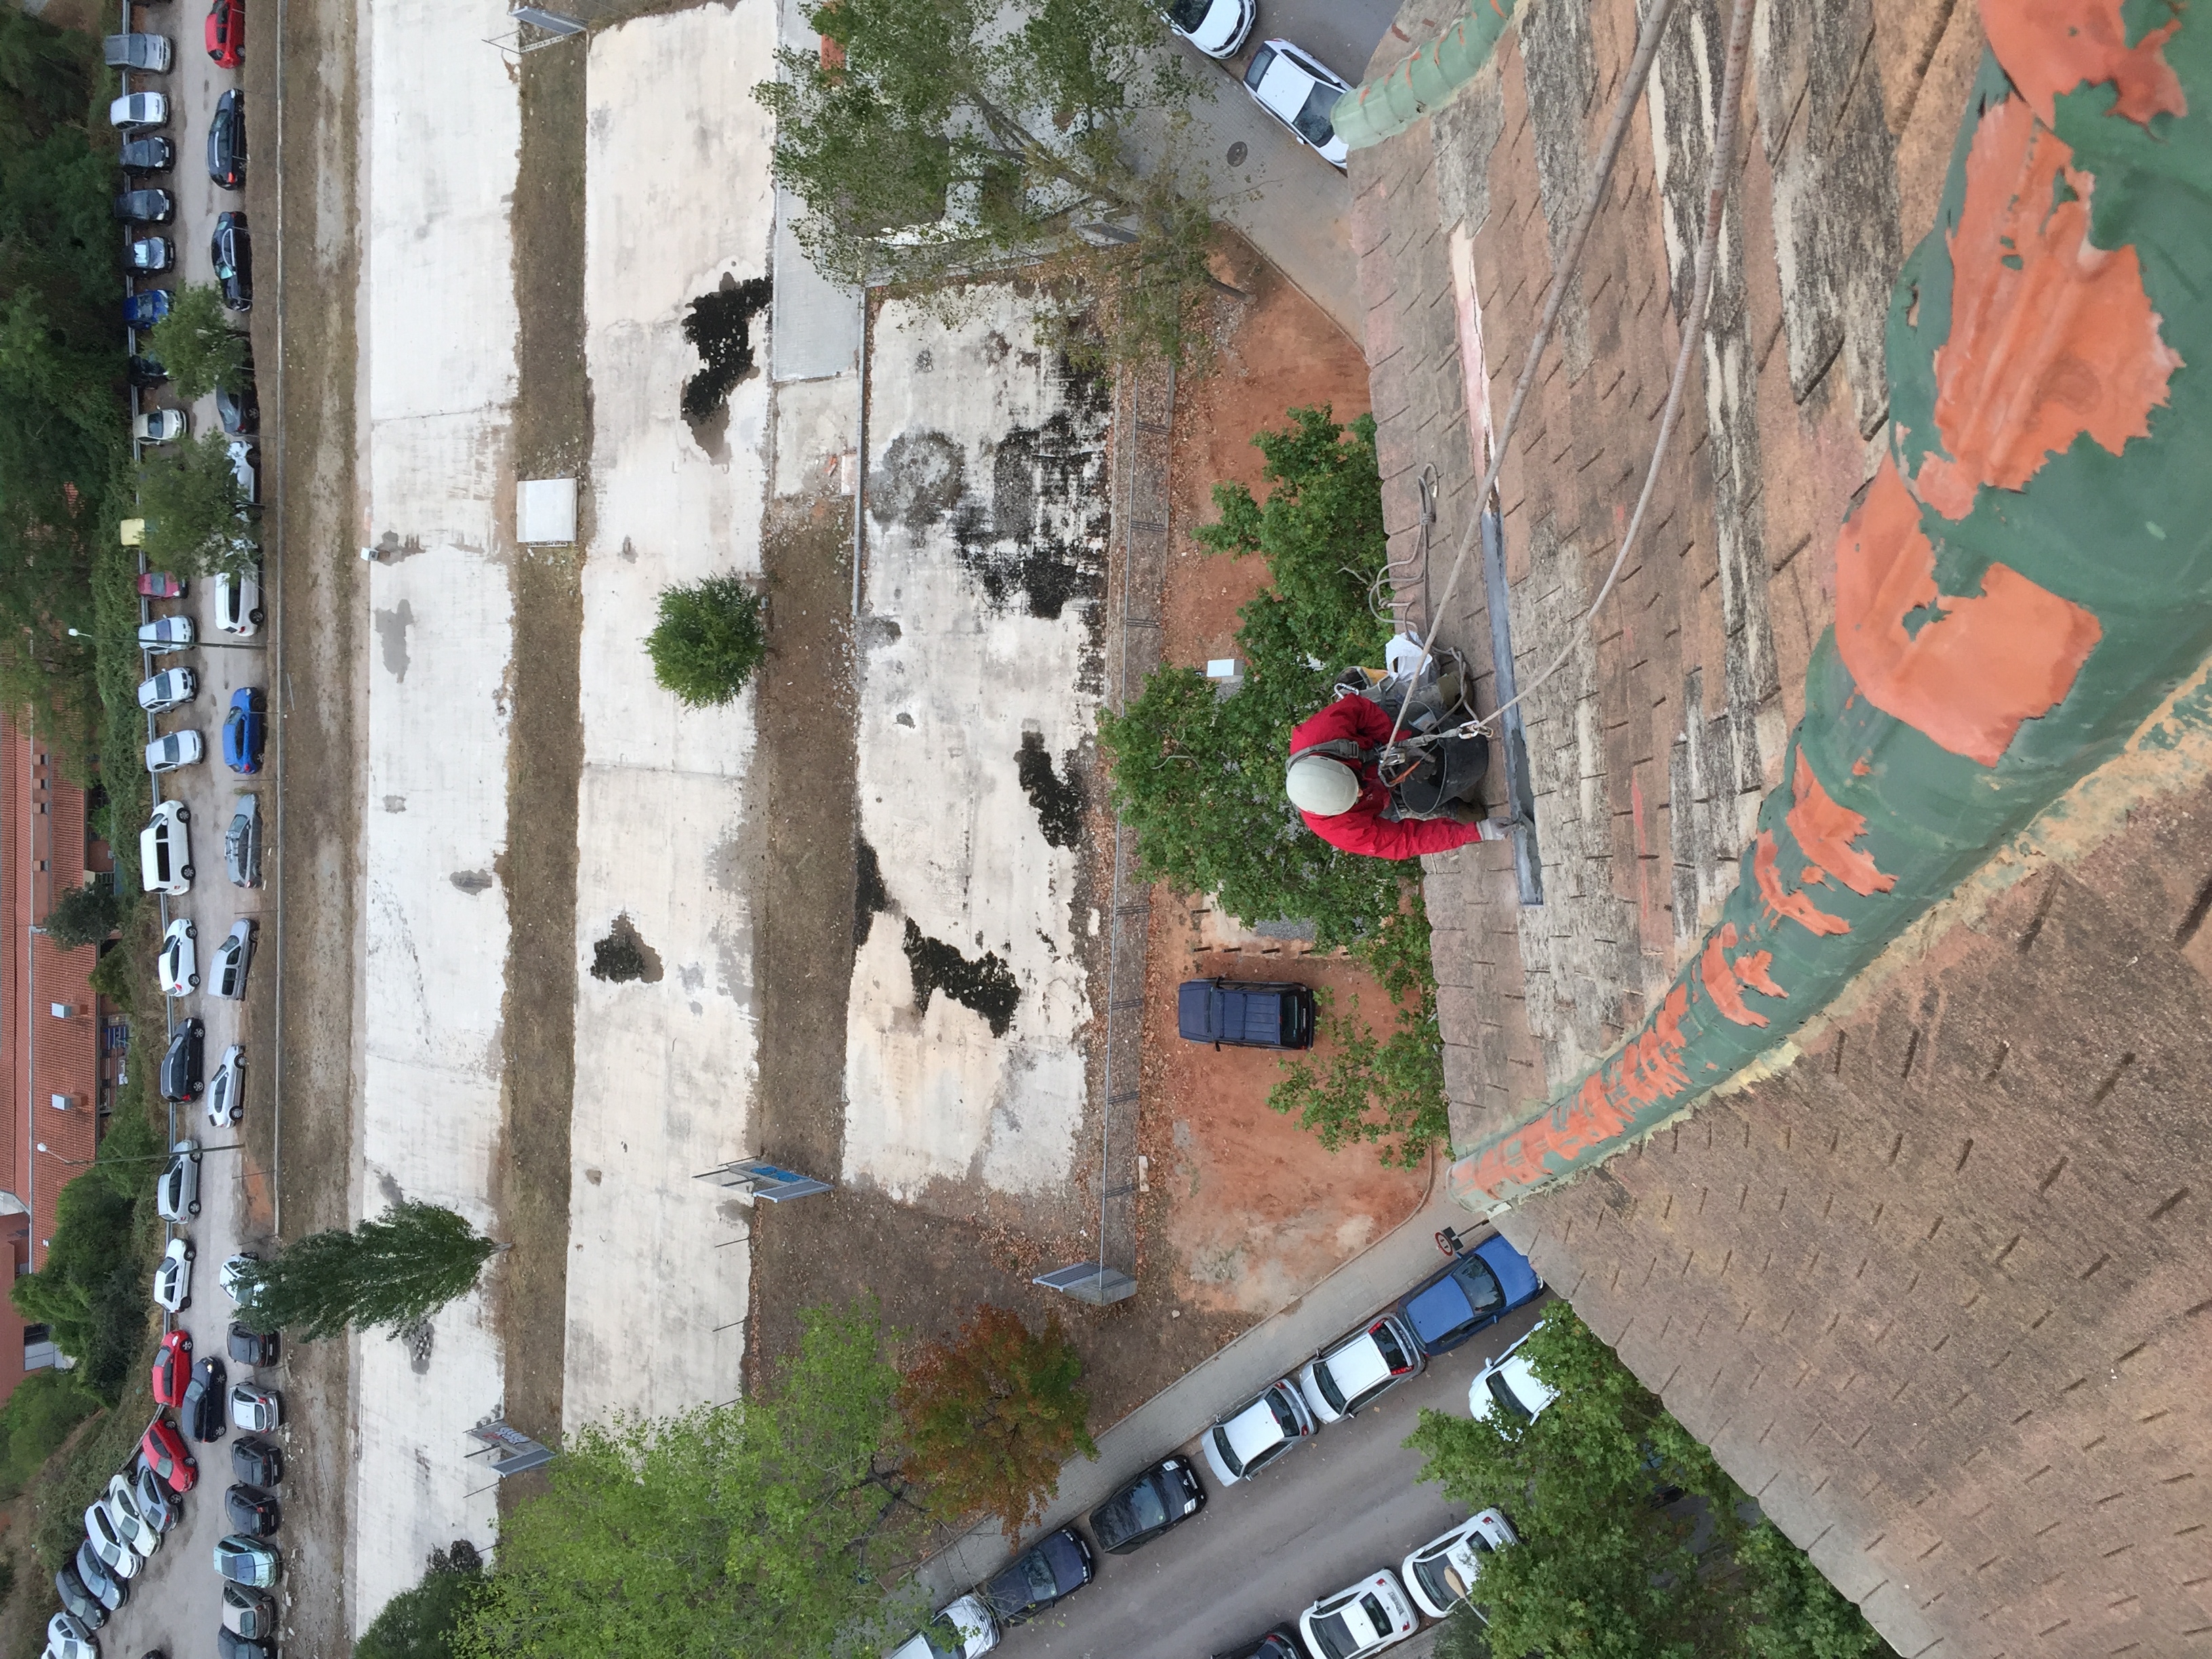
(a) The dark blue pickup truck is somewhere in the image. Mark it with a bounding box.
[1176,978,1317,1050]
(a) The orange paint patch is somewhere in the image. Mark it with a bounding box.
[1755,831,1851,937]
[1786,754,1898,896]
[1835,459,2104,766]
[1980,0,2187,127]
[1734,950,1784,999]
[1914,99,2182,519]
[1700,924,1771,1029]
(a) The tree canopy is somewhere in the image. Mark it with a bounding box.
[644,575,769,708]
[459,1300,920,1659]
[43,882,119,950]
[360,1541,485,1659]
[1405,1303,1895,1659]
[232,1200,504,1340]
[135,432,258,577]
[144,283,250,403]
[899,1303,1096,1534]
[758,0,1227,365]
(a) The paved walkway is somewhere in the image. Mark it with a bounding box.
[916,1183,1477,1599]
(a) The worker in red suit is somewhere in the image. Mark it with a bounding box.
[1285,692,1516,858]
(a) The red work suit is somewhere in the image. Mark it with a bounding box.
[1287,694,1489,858]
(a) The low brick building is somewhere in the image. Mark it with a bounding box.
[0,717,121,1401]
[1351,0,2212,1652]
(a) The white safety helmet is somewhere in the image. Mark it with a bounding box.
[1286,754,1360,816]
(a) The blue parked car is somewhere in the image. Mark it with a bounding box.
[1176,978,1315,1049]
[223,686,265,774]
[1395,1232,1544,1357]
[125,289,173,329]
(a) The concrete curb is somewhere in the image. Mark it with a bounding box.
[914,1173,1481,1602]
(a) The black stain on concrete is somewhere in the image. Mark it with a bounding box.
[589,912,664,984]
[945,359,1111,621]
[1016,731,1084,848]
[902,919,1020,1037]
[854,838,890,954]
[872,430,967,529]
[680,272,773,428]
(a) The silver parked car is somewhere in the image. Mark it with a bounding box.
[136,667,197,712]
[229,1384,281,1433]
[138,615,195,653]
[207,1046,243,1126]
[226,794,262,886]
[211,921,255,1000]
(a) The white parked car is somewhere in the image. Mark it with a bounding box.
[134,408,185,443]
[887,1593,998,1659]
[1401,1508,1519,1620]
[1157,0,1252,57]
[46,1611,98,1659]
[230,1383,282,1433]
[106,1473,161,1560]
[207,1046,243,1126]
[136,665,196,712]
[220,1252,260,1305]
[138,615,194,654]
[1300,1570,1419,1658]
[1242,39,1351,169]
[108,91,167,129]
[83,1502,142,1578]
[157,917,197,996]
[228,441,260,506]
[138,800,193,895]
[1468,1329,1560,1426]
[1298,1313,1424,1424]
[215,566,263,634]
[152,1236,194,1311]
[144,730,203,773]
[156,1137,201,1221]
[1199,1377,1317,1486]
[210,920,255,1000]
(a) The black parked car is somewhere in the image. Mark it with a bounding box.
[207,88,245,190]
[121,134,174,174]
[112,188,174,224]
[1087,1456,1205,1555]
[232,1433,282,1486]
[228,1324,280,1367]
[1176,978,1315,1049]
[128,354,167,388]
[217,371,258,437]
[160,1018,205,1103]
[211,211,251,310]
[218,1631,272,1659]
[980,1526,1092,1626]
[1214,1629,1307,1659]
[184,1355,228,1443]
[54,1565,108,1631]
[225,1483,281,1536]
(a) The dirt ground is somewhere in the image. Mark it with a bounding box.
[257,0,366,1639]
[1132,244,1430,1320]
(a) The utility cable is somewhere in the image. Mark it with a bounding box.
[1379,0,1685,756]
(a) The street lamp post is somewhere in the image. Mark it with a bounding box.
[36,1141,245,1166]
[68,625,264,653]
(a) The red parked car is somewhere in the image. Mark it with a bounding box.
[137,570,186,599]
[151,1329,192,1407]
[140,1414,199,1494]
[205,0,243,66]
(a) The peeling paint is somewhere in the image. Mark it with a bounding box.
[1980,0,2187,127]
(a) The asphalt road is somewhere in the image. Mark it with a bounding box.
[92,13,289,1659]
[996,1296,1551,1659]
[1151,0,1406,340]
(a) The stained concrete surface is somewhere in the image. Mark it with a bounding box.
[562,4,784,1424]
[348,0,521,1625]
[843,290,1111,1212]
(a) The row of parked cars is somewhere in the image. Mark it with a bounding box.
[49,1319,285,1659]
[1151,0,1353,167]
[893,1232,1547,1659]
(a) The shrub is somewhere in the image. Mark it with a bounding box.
[87,937,135,1015]
[0,1371,97,1500]
[43,882,117,949]
[899,1305,1095,1534]
[360,1541,486,1659]
[644,575,767,708]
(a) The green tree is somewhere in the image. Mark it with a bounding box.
[758,0,1231,367]
[459,1300,920,1659]
[899,1304,1096,1534]
[231,1201,504,1340]
[43,882,119,949]
[360,1542,485,1659]
[144,283,249,403]
[1098,408,1402,947]
[1405,1304,1896,1659]
[644,574,768,708]
[136,431,256,577]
